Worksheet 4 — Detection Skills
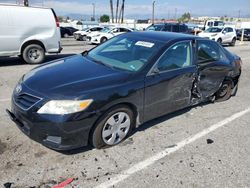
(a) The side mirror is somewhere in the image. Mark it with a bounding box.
[151,67,160,75]
[81,50,88,56]
[222,30,226,34]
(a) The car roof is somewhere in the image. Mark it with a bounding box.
[126,31,198,42]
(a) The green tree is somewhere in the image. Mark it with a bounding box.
[178,12,191,23]
[100,14,110,22]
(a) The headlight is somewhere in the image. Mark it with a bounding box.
[93,34,100,37]
[37,99,93,115]
[211,34,217,37]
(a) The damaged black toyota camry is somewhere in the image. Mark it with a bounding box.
[7,32,241,150]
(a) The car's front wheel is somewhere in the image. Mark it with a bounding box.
[22,44,45,64]
[91,105,135,149]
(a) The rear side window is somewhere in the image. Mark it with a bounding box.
[179,25,187,32]
[172,25,179,32]
[197,40,228,64]
[157,41,192,72]
[163,25,172,31]
[120,28,131,32]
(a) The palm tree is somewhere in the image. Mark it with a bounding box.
[110,0,114,23]
[115,0,119,23]
[120,0,125,23]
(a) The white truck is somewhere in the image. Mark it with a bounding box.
[203,20,224,30]
[0,4,62,64]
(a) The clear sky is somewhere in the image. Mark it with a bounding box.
[2,0,250,18]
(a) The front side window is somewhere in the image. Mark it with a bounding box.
[157,41,192,72]
[197,40,227,64]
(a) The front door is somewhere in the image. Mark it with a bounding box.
[144,40,196,122]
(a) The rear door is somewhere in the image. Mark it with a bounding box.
[196,39,232,98]
[144,40,197,121]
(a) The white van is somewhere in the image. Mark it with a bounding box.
[0,4,62,64]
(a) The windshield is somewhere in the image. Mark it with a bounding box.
[86,35,164,72]
[146,24,164,31]
[214,21,224,27]
[205,27,222,33]
[101,27,112,33]
[82,28,89,31]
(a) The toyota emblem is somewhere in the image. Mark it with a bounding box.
[15,84,22,94]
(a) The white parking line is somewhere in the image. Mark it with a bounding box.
[0,98,10,102]
[95,107,250,188]
[242,57,250,61]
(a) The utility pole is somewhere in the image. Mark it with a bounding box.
[238,10,241,21]
[121,0,125,23]
[110,0,114,23]
[92,3,95,21]
[152,1,155,24]
[174,8,177,20]
[115,0,119,23]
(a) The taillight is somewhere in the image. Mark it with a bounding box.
[51,9,60,27]
[55,17,60,27]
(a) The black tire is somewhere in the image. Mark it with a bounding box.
[215,80,232,102]
[22,44,45,64]
[230,38,236,46]
[100,37,108,43]
[217,38,222,44]
[90,105,135,149]
[81,35,87,41]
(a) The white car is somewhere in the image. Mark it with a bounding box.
[198,27,237,46]
[89,27,133,44]
[0,4,62,64]
[73,26,104,41]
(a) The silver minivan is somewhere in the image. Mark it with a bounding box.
[0,4,62,64]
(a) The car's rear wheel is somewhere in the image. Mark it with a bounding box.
[217,38,222,44]
[90,105,135,149]
[64,33,69,38]
[230,38,236,46]
[215,80,232,102]
[100,37,108,43]
[22,44,45,64]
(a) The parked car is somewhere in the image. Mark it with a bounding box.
[198,27,237,46]
[146,23,190,34]
[73,26,104,41]
[0,4,62,64]
[89,26,133,44]
[60,27,78,38]
[236,28,250,40]
[7,32,241,150]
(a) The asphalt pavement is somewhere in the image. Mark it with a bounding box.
[0,38,250,188]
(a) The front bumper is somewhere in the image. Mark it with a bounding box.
[7,99,98,151]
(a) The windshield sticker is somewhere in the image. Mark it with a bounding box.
[135,41,154,48]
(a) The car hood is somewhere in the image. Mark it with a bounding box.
[22,55,130,98]
[199,32,219,37]
[74,31,87,35]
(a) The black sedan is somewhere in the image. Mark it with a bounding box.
[7,32,241,150]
